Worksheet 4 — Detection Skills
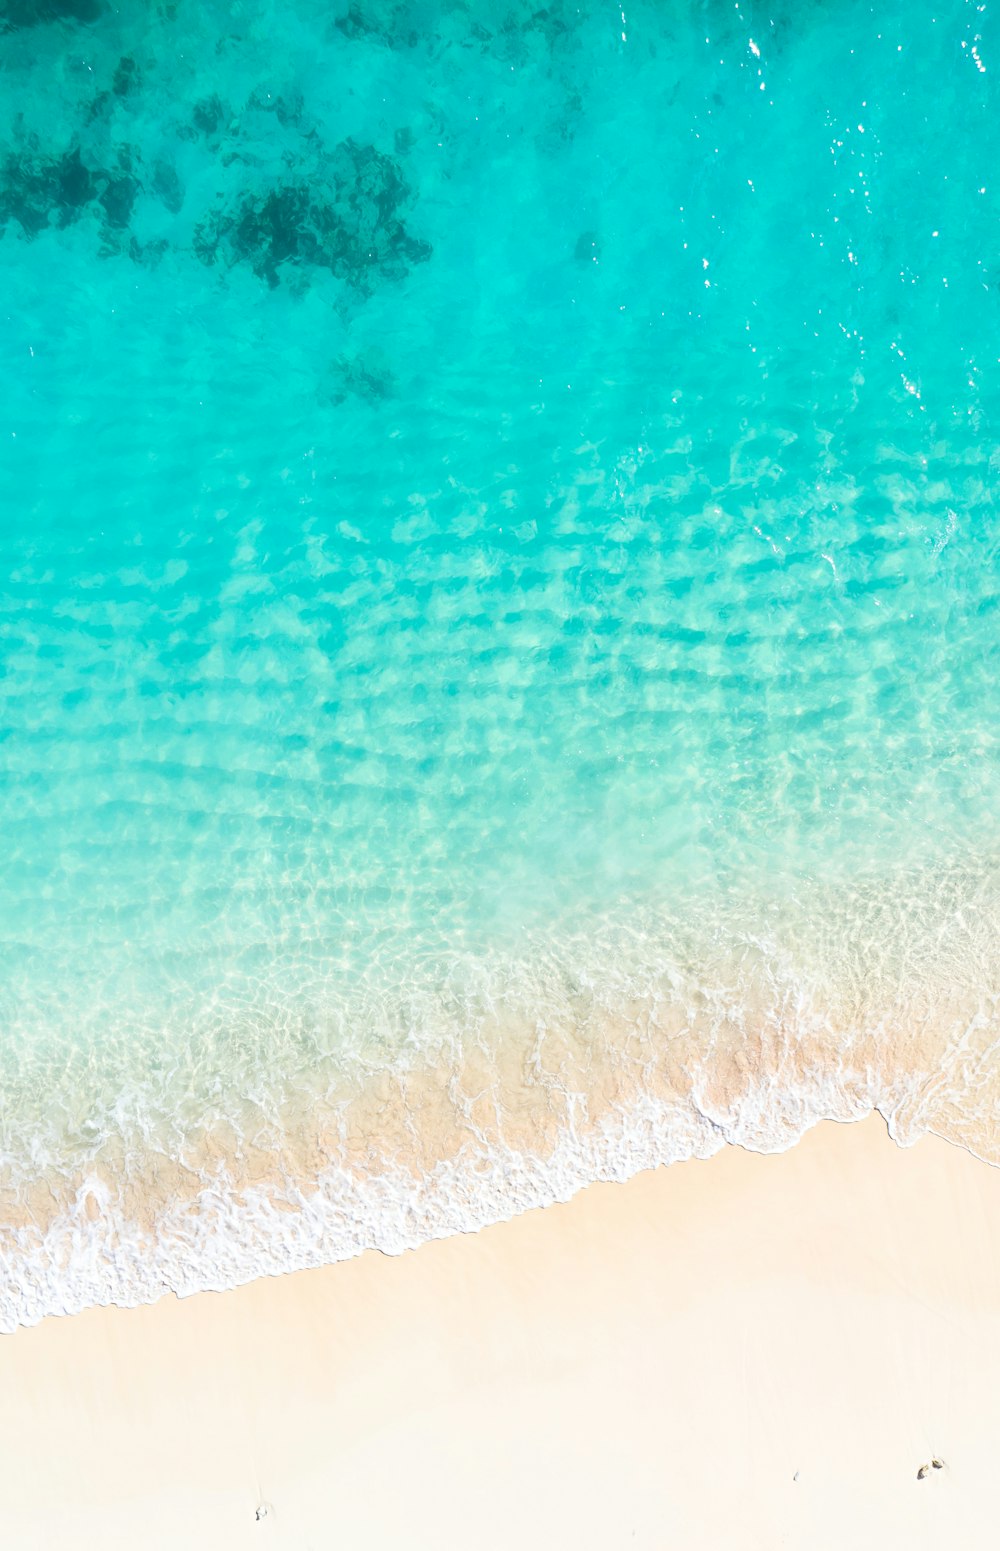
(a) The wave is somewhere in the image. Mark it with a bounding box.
[2,859,999,1330]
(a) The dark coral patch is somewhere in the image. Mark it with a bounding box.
[326,349,396,404]
[56,147,95,212]
[0,140,144,254]
[192,138,431,292]
[152,158,184,214]
[0,82,429,299]
[335,5,380,41]
[112,55,139,97]
[192,95,226,137]
[87,90,114,125]
[0,146,95,235]
[1,0,101,28]
[334,4,419,49]
[99,172,138,229]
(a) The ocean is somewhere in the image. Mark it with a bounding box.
[1,0,998,1329]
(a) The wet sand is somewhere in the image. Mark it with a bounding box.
[3,1113,999,1550]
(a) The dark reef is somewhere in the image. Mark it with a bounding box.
[1,115,430,293]
[152,158,184,215]
[112,55,140,97]
[0,137,146,254]
[325,349,396,404]
[191,95,227,138]
[192,138,431,292]
[1,0,101,29]
[0,16,432,299]
[335,4,420,50]
[0,145,95,235]
[331,1,581,58]
[98,169,138,230]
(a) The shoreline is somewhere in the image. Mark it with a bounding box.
[7,886,1000,1333]
[5,1113,1000,1548]
[5,855,1000,1331]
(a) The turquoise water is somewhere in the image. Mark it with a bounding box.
[2,0,1000,1326]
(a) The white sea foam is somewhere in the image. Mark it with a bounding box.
[0,1071,872,1332]
[3,863,998,1331]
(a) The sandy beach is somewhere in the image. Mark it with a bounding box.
[3,1113,999,1550]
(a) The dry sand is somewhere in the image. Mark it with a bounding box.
[3,1112,1000,1550]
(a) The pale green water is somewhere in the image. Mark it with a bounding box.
[1,0,999,1326]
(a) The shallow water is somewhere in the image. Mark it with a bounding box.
[1,0,999,1328]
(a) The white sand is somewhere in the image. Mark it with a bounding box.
[3,1113,1000,1550]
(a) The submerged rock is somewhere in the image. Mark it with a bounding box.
[0,137,145,257]
[0,145,95,235]
[1,0,101,28]
[112,55,139,97]
[191,94,227,138]
[334,4,419,49]
[152,158,184,215]
[192,137,431,292]
[325,349,396,404]
[98,171,138,230]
